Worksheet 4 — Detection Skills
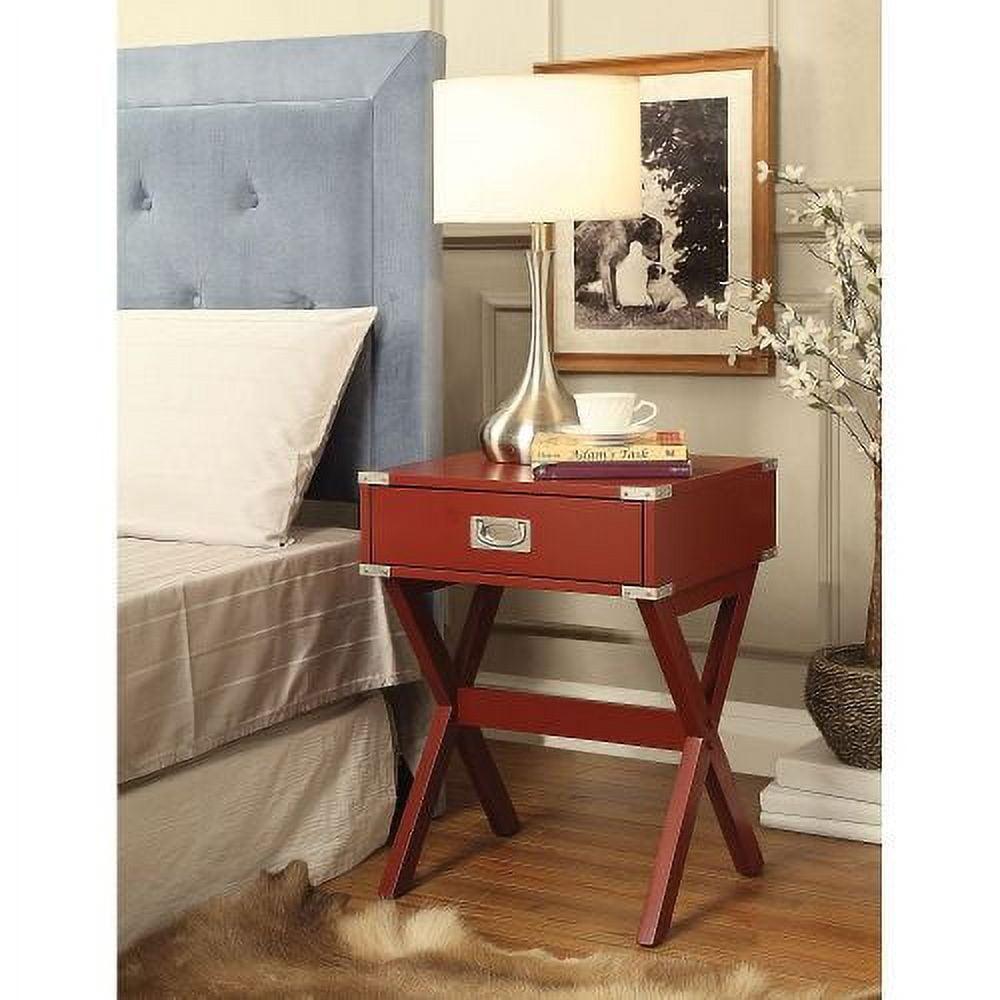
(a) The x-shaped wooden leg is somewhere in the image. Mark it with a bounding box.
[379,580,519,898]
[636,566,762,946]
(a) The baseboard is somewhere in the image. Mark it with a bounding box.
[477,671,820,778]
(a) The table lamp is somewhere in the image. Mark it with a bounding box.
[434,75,641,463]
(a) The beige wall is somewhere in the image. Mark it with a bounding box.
[119,0,881,710]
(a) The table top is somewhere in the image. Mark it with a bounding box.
[374,451,774,500]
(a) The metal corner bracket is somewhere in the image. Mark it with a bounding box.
[620,484,672,501]
[760,458,778,472]
[760,546,778,561]
[621,581,674,600]
[359,563,392,578]
[358,470,389,486]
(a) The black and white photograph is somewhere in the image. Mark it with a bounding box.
[573,96,729,331]
[548,50,772,373]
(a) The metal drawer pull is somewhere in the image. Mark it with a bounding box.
[470,515,532,553]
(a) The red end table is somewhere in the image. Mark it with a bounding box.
[358,452,777,946]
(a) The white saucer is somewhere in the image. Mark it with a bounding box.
[556,422,653,443]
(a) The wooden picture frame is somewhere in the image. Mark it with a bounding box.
[535,48,775,376]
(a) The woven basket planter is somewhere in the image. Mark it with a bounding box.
[805,644,881,770]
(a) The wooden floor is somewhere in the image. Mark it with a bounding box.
[331,741,880,993]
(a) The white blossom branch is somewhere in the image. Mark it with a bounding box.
[709,163,881,468]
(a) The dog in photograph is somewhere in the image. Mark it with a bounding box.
[575,215,663,311]
[645,262,688,312]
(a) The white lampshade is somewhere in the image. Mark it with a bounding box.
[433,74,642,224]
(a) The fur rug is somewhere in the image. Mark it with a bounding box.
[120,861,871,998]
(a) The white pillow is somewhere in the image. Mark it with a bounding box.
[118,308,376,547]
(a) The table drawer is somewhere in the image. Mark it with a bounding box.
[371,487,642,584]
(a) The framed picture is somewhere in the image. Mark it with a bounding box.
[535,49,774,375]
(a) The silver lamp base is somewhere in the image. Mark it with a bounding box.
[480,223,578,464]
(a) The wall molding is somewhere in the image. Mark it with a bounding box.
[782,293,841,646]
[492,617,812,663]
[776,223,881,244]
[547,0,561,62]
[824,400,843,646]
[444,234,531,252]
[776,180,880,194]
[478,670,820,777]
[446,222,880,253]
[776,180,881,243]
[429,0,443,34]
[446,230,881,252]
[443,180,880,251]
[481,292,531,415]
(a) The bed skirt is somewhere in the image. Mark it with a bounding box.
[119,691,395,948]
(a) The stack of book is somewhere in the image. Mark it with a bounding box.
[759,738,881,844]
[530,430,691,481]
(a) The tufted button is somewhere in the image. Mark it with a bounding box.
[248,191,259,209]
[191,293,202,308]
[297,294,315,309]
[140,194,152,211]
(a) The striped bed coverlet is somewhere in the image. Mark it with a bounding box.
[118,524,418,783]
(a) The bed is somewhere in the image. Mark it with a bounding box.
[117,31,444,946]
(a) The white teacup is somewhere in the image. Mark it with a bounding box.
[573,392,657,433]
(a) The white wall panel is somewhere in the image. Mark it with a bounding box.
[558,0,770,59]
[442,0,551,76]
[775,0,881,180]
[838,426,877,644]
[119,1,433,47]
[442,252,528,455]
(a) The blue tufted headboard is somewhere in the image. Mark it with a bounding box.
[118,32,444,501]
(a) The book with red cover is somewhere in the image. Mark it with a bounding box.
[532,460,694,481]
